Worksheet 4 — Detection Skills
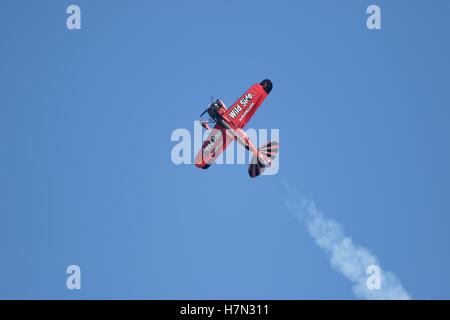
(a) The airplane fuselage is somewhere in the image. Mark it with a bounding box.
[208,102,260,157]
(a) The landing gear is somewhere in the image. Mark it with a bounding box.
[201,120,211,130]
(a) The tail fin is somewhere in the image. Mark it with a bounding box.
[248,141,280,178]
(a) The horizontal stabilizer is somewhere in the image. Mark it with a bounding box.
[248,141,279,178]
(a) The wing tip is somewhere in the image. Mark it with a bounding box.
[195,162,211,169]
[260,79,273,94]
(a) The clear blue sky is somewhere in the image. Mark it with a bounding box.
[1,0,449,299]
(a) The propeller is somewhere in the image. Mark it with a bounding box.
[200,96,215,117]
[200,108,209,117]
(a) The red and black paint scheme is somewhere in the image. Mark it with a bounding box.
[195,79,279,178]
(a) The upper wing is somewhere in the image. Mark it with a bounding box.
[194,123,234,169]
[224,79,272,129]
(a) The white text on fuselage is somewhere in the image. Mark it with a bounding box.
[228,93,254,119]
[239,102,255,122]
[202,130,223,153]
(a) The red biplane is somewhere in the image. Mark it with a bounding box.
[194,79,279,178]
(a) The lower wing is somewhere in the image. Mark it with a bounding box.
[194,123,234,169]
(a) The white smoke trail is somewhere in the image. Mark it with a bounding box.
[285,189,411,300]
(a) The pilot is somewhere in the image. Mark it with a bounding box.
[215,100,226,114]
